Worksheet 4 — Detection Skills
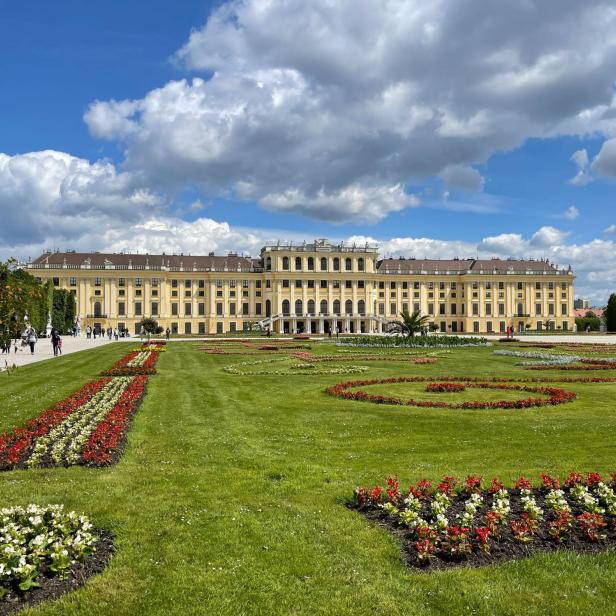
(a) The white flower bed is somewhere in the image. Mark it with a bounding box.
[0,505,97,596]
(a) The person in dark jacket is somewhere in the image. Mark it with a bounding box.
[51,328,61,356]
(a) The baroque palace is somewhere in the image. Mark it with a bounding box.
[26,239,575,335]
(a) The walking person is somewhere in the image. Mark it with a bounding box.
[114,327,119,341]
[27,328,37,355]
[165,327,170,341]
[86,325,91,339]
[51,328,61,357]
[57,336,63,355]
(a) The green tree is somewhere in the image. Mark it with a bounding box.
[605,293,616,332]
[52,288,76,332]
[138,317,159,335]
[387,309,431,338]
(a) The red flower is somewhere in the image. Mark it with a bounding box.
[488,478,504,494]
[514,476,532,491]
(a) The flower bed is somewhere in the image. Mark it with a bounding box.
[327,376,576,409]
[426,382,465,393]
[0,376,148,470]
[223,357,370,376]
[494,350,616,370]
[0,505,113,609]
[101,349,161,376]
[337,335,489,348]
[351,472,616,570]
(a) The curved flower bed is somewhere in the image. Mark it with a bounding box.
[326,377,575,409]
[327,376,576,408]
[494,349,616,370]
[290,351,444,363]
[351,472,616,570]
[427,382,465,393]
[0,377,148,470]
[0,505,113,608]
[223,357,370,376]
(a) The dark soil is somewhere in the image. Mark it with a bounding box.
[349,487,616,571]
[0,530,114,615]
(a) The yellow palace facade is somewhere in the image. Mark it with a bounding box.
[26,239,575,335]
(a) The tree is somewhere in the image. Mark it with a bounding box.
[52,289,76,332]
[387,309,431,337]
[0,260,51,347]
[138,317,159,335]
[606,293,616,332]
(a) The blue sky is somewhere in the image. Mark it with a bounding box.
[1,1,615,302]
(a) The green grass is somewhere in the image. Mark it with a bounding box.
[1,343,616,615]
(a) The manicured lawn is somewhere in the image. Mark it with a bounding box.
[2,342,616,615]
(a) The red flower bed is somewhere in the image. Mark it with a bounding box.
[414,357,437,364]
[0,379,110,469]
[528,359,616,371]
[352,472,616,571]
[81,376,148,466]
[102,349,160,376]
[426,382,466,393]
[327,376,576,409]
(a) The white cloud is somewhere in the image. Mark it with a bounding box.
[0,150,162,247]
[564,205,580,220]
[591,137,616,178]
[605,224,616,235]
[438,165,484,191]
[569,149,592,185]
[81,0,616,221]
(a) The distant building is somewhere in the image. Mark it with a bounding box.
[25,239,575,335]
[574,298,590,309]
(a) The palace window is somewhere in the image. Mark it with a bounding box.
[320,280,328,288]
[69,277,76,286]
[282,256,290,270]
[472,303,479,316]
[255,303,262,315]
[498,303,505,315]
[345,280,352,289]
[536,303,542,315]
[562,303,568,315]
[345,258,352,271]
[548,304,555,315]
[295,257,302,270]
[172,303,178,316]
[307,257,314,271]
[307,280,315,288]
[439,282,445,290]
[216,303,223,316]
[498,281,504,290]
[295,279,302,288]
[118,302,125,316]
[171,279,178,288]
[358,258,365,271]
[282,279,290,288]
[390,281,396,289]
[485,304,491,316]
[358,280,365,289]
[320,257,327,271]
[439,303,446,315]
[428,303,434,315]
[229,303,236,316]
[333,280,340,288]
[198,303,205,316]
[333,257,340,271]
[94,277,101,286]
[243,303,249,315]
[151,302,158,316]
[119,278,125,287]
[134,302,142,316]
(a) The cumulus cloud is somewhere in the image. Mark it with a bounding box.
[605,224,616,235]
[0,150,162,246]
[569,149,592,185]
[564,205,580,220]
[591,137,616,177]
[438,165,484,191]
[82,0,616,221]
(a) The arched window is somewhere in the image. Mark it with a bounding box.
[295,299,303,316]
[320,299,328,315]
[333,300,340,315]
[307,299,315,315]
[282,300,290,316]
[295,257,302,270]
[266,300,271,317]
[94,301,102,317]
[307,257,314,271]
[282,256,289,270]
[517,303,524,316]
[345,299,353,315]
[358,258,365,271]
[345,257,352,271]
[358,300,365,315]
[333,257,340,271]
[265,257,272,271]
[320,257,327,271]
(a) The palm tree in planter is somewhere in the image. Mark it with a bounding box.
[387,309,431,338]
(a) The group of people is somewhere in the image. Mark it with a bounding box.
[85,325,128,340]
[504,326,517,339]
